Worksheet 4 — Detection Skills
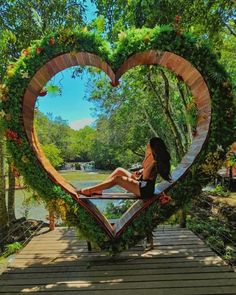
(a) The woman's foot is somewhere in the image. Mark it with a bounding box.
[78,188,103,197]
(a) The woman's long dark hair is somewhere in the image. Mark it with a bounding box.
[149,137,171,182]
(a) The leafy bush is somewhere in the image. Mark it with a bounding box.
[210,184,230,197]
[104,200,135,219]
[75,163,81,170]
[187,216,235,265]
[3,242,23,257]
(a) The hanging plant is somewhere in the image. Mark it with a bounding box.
[38,87,47,96]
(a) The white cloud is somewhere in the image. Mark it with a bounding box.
[69,118,94,130]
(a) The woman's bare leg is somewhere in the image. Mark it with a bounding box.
[104,167,132,181]
[81,168,132,195]
[80,175,141,197]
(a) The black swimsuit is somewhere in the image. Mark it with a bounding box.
[139,176,156,199]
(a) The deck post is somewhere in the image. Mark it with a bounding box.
[48,210,56,231]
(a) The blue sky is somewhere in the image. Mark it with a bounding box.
[37,0,97,130]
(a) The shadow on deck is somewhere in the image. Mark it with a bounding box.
[0,225,236,295]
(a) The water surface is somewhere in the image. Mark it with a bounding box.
[13,171,125,222]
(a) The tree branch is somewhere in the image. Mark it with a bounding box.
[142,107,159,137]
[223,20,236,37]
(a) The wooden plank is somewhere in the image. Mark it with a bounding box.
[4,266,232,277]
[1,286,236,295]
[25,236,203,244]
[9,258,225,269]
[8,250,216,262]
[11,249,214,261]
[4,261,229,273]
[0,278,235,292]
[23,240,205,248]
[8,256,224,267]
[2,271,236,283]
[1,275,236,287]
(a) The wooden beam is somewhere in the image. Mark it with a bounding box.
[78,193,157,200]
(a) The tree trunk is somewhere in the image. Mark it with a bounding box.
[159,69,185,158]
[146,70,184,160]
[7,160,16,224]
[179,208,186,228]
[177,81,193,144]
[0,135,9,242]
[142,107,159,137]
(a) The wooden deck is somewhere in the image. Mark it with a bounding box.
[0,225,236,294]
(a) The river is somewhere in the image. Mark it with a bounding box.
[12,170,124,222]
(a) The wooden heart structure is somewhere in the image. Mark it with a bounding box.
[22,50,210,238]
[3,26,233,251]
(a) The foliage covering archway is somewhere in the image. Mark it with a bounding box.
[0,25,234,253]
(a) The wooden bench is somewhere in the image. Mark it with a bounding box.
[78,192,152,200]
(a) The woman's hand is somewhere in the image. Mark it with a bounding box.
[132,169,143,180]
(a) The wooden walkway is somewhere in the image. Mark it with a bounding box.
[0,225,236,295]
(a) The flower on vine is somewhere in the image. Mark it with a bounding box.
[118,31,127,41]
[7,64,15,77]
[5,129,17,140]
[49,38,55,45]
[69,50,77,57]
[22,48,30,57]
[39,87,47,97]
[0,110,6,118]
[5,129,22,145]
[20,70,29,79]
[216,145,224,152]
[175,15,181,23]
[143,34,150,43]
[21,155,29,163]
[12,165,21,178]
[5,113,12,121]
[82,27,88,33]
[0,84,8,93]
[159,193,171,206]
[36,47,43,54]
[0,84,8,101]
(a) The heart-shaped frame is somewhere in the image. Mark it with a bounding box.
[23,50,211,238]
[2,26,233,251]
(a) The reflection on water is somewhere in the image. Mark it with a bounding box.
[13,172,124,222]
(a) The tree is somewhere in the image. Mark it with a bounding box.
[0,0,85,235]
[91,0,236,85]
[0,122,8,238]
[7,160,17,223]
[85,64,195,168]
[41,144,64,169]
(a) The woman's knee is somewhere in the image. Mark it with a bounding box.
[115,167,124,174]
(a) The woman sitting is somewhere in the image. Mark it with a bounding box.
[77,137,171,198]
